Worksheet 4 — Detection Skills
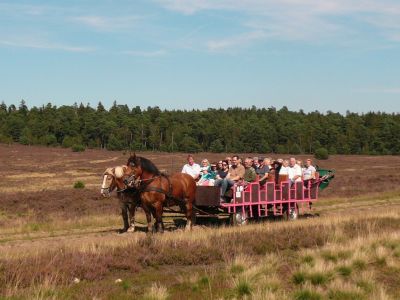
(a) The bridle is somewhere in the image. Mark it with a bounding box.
[101,172,115,196]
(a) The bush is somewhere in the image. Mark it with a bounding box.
[291,143,302,155]
[40,134,58,146]
[0,134,13,144]
[73,181,85,189]
[107,134,124,151]
[72,144,86,152]
[209,139,224,153]
[62,136,82,148]
[314,147,329,160]
[276,144,288,154]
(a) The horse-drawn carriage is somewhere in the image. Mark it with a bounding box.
[101,155,335,232]
[194,169,334,225]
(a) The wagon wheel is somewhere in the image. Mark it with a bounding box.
[230,209,248,226]
[283,204,298,221]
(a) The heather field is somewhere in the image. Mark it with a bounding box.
[1,144,400,299]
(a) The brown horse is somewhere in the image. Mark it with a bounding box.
[101,166,140,233]
[126,154,196,233]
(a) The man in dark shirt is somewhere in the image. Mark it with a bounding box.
[257,158,271,185]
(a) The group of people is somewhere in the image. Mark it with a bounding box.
[181,154,317,202]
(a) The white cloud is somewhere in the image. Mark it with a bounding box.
[354,87,400,94]
[207,30,266,52]
[156,0,400,48]
[122,49,167,57]
[0,38,93,53]
[73,15,142,31]
[0,3,49,16]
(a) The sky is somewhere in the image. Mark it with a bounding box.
[0,0,400,114]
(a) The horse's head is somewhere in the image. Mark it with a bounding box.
[100,165,129,197]
[127,154,143,180]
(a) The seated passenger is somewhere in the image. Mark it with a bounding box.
[217,160,223,171]
[297,159,305,173]
[279,159,289,175]
[225,156,232,168]
[216,160,229,180]
[243,157,257,183]
[215,155,245,202]
[303,158,316,187]
[200,159,210,175]
[181,154,201,180]
[257,158,271,185]
[288,157,302,184]
[252,156,260,170]
[198,161,217,186]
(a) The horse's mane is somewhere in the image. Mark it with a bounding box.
[127,155,161,175]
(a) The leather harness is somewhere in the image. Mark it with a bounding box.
[138,174,185,206]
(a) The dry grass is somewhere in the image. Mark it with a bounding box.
[1,144,400,298]
[0,207,399,298]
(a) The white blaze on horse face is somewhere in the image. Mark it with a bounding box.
[101,174,108,189]
[101,168,115,196]
[101,174,109,195]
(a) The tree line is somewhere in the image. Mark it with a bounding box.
[0,100,399,155]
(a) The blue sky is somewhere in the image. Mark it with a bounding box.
[0,0,399,113]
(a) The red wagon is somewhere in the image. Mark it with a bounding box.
[194,169,334,225]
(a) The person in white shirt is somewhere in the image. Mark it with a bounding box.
[303,158,316,187]
[279,159,290,176]
[181,154,201,180]
[288,157,302,184]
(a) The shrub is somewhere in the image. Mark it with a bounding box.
[72,144,85,152]
[336,265,352,277]
[291,143,302,154]
[308,272,330,285]
[73,181,85,189]
[314,147,329,160]
[231,264,245,274]
[352,259,366,270]
[40,134,58,146]
[292,271,307,285]
[235,279,252,297]
[276,144,288,154]
[301,255,315,266]
[209,139,224,153]
[62,136,82,148]
[107,134,124,151]
[0,134,13,144]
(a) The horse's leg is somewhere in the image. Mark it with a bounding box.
[127,199,137,233]
[141,203,153,233]
[184,198,194,231]
[118,195,129,233]
[154,202,164,233]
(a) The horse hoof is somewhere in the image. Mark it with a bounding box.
[127,226,135,233]
[118,228,128,234]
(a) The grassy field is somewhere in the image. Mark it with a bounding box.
[1,144,400,299]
